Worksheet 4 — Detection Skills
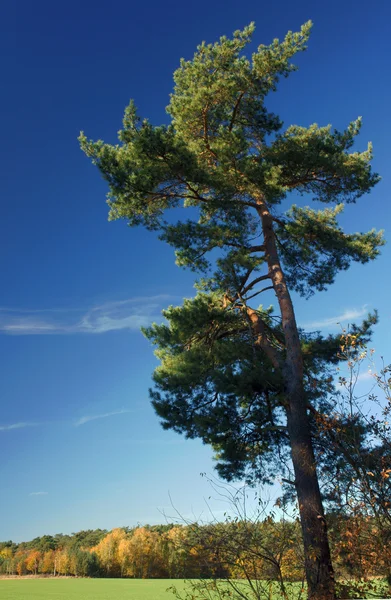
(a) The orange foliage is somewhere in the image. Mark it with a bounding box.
[25,550,41,574]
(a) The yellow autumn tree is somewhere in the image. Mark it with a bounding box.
[164,526,189,578]
[91,528,127,576]
[0,547,13,575]
[40,550,55,575]
[56,548,70,575]
[127,527,166,578]
[117,537,133,577]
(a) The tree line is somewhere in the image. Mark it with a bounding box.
[1,515,390,586]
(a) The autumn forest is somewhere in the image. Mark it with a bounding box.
[1,515,390,586]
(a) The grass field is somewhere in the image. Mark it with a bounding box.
[0,579,183,600]
[0,578,389,599]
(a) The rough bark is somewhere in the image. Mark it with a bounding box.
[256,201,336,600]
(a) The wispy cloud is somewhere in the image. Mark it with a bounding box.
[357,371,375,382]
[0,422,38,432]
[304,306,368,330]
[29,491,48,496]
[75,409,132,427]
[0,295,175,336]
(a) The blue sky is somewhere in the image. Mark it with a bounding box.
[1,0,390,542]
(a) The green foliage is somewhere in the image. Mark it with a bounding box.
[69,529,107,549]
[72,549,100,577]
[276,204,383,297]
[143,292,376,484]
[80,22,382,297]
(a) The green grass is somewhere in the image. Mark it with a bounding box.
[0,579,184,600]
[0,578,389,599]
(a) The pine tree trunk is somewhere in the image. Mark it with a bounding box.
[285,376,335,600]
[257,201,336,600]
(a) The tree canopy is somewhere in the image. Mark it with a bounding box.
[80,21,382,302]
[79,17,383,500]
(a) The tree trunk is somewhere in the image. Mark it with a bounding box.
[285,379,335,599]
[256,201,336,600]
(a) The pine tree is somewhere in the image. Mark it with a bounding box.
[80,22,383,599]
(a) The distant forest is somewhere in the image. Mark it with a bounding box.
[1,516,389,582]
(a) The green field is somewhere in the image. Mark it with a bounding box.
[0,579,184,600]
[0,578,388,599]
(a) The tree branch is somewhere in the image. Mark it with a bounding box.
[229,91,245,132]
[282,478,297,486]
[242,273,271,296]
[244,286,274,302]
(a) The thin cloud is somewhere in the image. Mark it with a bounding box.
[29,491,48,496]
[304,307,368,330]
[0,295,175,335]
[0,422,38,432]
[75,409,132,427]
[357,371,376,382]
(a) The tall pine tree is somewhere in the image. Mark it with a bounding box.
[80,22,383,599]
